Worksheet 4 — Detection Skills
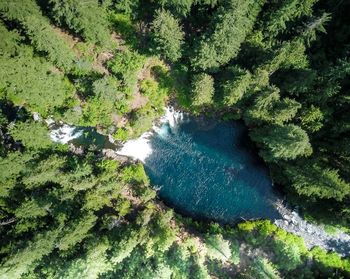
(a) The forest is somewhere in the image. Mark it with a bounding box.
[0,0,349,278]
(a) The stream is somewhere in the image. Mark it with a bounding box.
[49,107,350,256]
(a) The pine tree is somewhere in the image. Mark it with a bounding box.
[205,234,231,263]
[284,160,350,201]
[250,124,312,162]
[0,0,76,70]
[244,86,301,125]
[191,0,264,71]
[260,0,318,43]
[45,0,111,45]
[191,73,214,107]
[222,67,252,106]
[151,9,185,62]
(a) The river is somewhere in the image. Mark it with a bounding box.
[49,107,350,256]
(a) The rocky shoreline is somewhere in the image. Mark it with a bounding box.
[274,200,350,257]
[41,112,350,257]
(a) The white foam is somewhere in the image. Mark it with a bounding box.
[50,124,83,144]
[160,107,184,128]
[116,131,153,162]
[116,107,184,162]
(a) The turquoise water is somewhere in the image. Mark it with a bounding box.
[144,116,281,224]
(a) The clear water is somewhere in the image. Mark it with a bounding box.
[144,116,281,224]
[54,111,281,224]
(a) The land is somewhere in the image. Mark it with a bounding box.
[0,0,349,278]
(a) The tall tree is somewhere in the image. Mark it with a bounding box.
[151,9,185,62]
[191,0,264,71]
[250,124,312,162]
[191,73,214,107]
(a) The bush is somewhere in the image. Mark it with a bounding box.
[108,50,145,94]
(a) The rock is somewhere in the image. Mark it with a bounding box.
[108,125,117,135]
[69,144,84,155]
[102,149,129,163]
[283,214,291,220]
[73,106,82,113]
[33,112,41,121]
[45,118,55,126]
[108,134,115,144]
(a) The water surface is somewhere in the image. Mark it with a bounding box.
[144,115,280,224]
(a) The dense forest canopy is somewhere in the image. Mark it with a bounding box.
[0,0,349,278]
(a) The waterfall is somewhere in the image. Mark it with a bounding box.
[116,107,184,162]
[47,107,184,162]
[116,131,153,163]
[50,124,83,144]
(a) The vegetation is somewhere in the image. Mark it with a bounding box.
[0,0,350,278]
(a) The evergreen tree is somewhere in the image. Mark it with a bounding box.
[222,67,252,106]
[250,124,312,162]
[151,9,185,62]
[191,0,264,71]
[284,160,350,201]
[0,0,76,70]
[191,73,214,107]
[244,86,301,125]
[45,0,111,45]
[205,234,231,263]
[259,0,318,43]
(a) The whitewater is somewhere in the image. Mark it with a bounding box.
[116,107,185,162]
[46,107,350,256]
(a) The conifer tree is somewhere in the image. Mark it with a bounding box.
[250,124,312,162]
[151,9,184,62]
[191,73,214,107]
[191,0,264,71]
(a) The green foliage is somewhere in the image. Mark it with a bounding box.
[110,13,139,48]
[191,73,214,107]
[0,24,75,115]
[108,49,146,94]
[0,0,76,70]
[82,76,126,127]
[109,229,141,264]
[284,160,350,201]
[205,234,231,263]
[47,0,111,45]
[259,0,317,43]
[230,240,240,265]
[222,67,252,106]
[0,48,75,115]
[156,0,194,16]
[299,105,324,132]
[244,86,301,125]
[0,229,59,279]
[243,257,281,279]
[120,163,150,185]
[55,238,112,279]
[191,0,264,71]
[113,128,129,141]
[151,9,184,62]
[0,0,350,278]
[250,124,312,162]
[9,121,52,150]
[310,247,347,276]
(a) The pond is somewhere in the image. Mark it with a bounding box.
[49,109,350,253]
[117,109,281,223]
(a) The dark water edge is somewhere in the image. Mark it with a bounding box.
[144,115,282,224]
[54,113,282,225]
